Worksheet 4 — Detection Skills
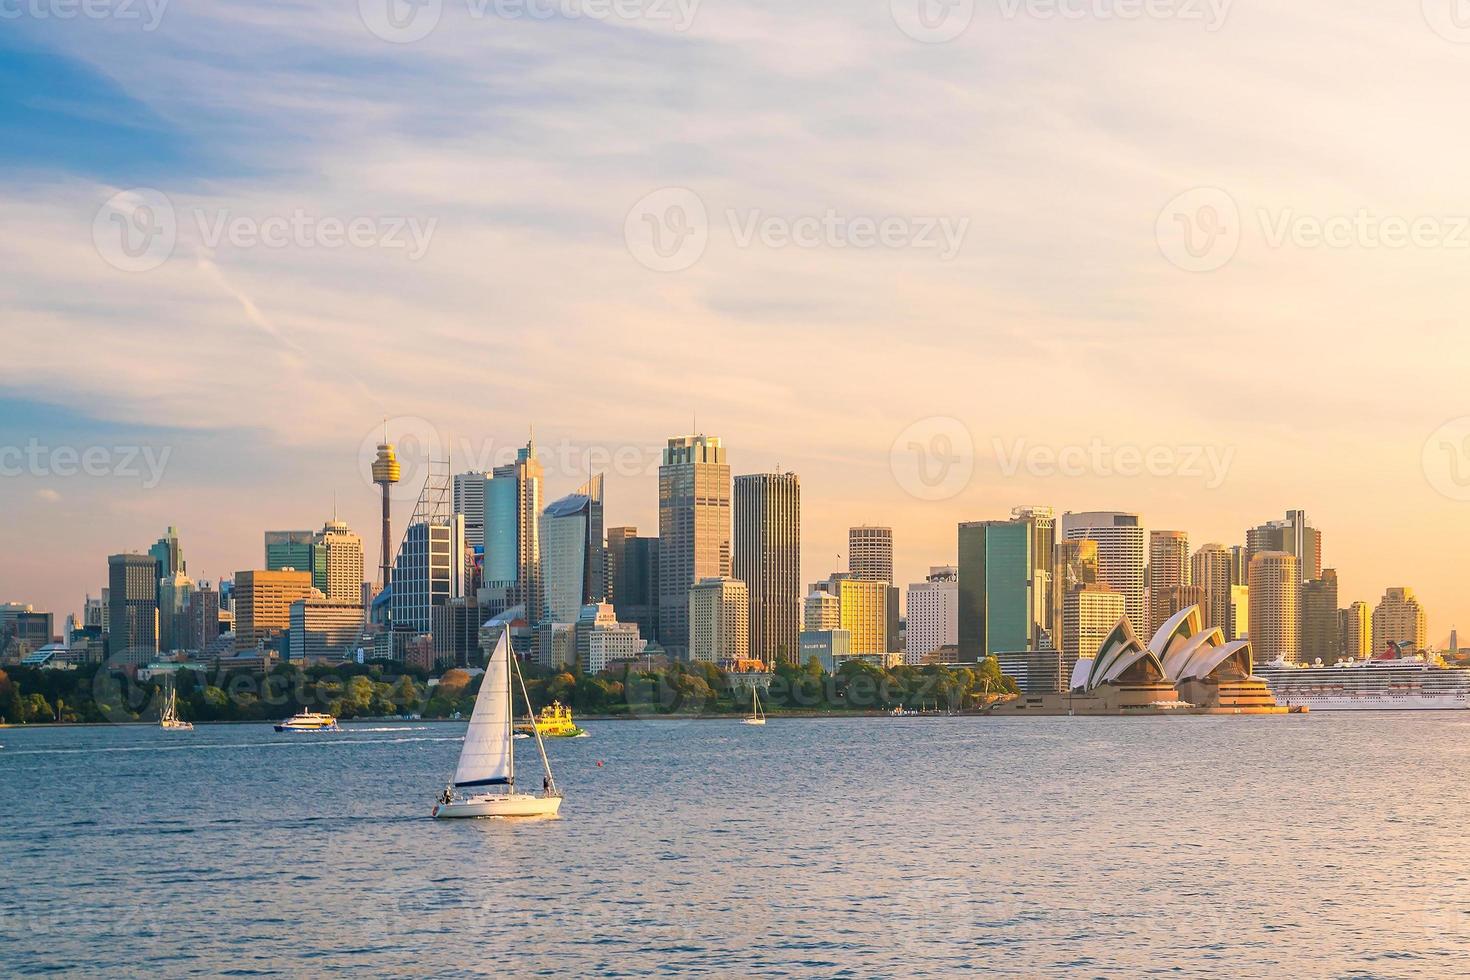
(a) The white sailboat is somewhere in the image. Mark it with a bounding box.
[742,685,766,726]
[160,677,193,731]
[433,628,562,819]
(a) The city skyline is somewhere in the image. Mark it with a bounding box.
[4,418,1461,652]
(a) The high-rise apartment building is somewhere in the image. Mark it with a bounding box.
[235,569,315,652]
[1247,510,1321,583]
[1373,587,1428,653]
[804,588,841,631]
[733,472,801,666]
[1190,543,1234,635]
[658,434,731,658]
[905,566,958,665]
[1060,512,1146,628]
[1301,569,1340,663]
[848,526,894,582]
[1147,530,1190,636]
[958,519,1039,661]
[484,437,544,620]
[607,527,658,643]
[107,553,159,665]
[1248,551,1300,664]
[186,582,220,652]
[1340,600,1371,659]
[689,576,747,665]
[575,602,646,674]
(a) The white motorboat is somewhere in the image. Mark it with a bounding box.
[433,628,562,819]
[742,685,766,726]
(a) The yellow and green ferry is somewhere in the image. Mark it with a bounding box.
[515,701,587,738]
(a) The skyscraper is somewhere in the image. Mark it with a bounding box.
[157,570,194,653]
[1147,530,1190,636]
[905,566,958,665]
[804,588,841,631]
[452,471,489,550]
[830,576,898,659]
[658,434,731,658]
[1246,510,1321,583]
[848,526,894,583]
[1372,587,1428,653]
[540,491,593,624]
[1190,543,1234,635]
[186,582,220,652]
[265,530,326,591]
[1248,551,1300,664]
[733,472,801,666]
[149,526,185,582]
[689,576,748,665]
[957,519,1036,661]
[391,515,467,635]
[1050,539,1098,656]
[484,437,544,622]
[1062,584,1126,682]
[318,519,365,605]
[234,569,315,652]
[1301,569,1340,663]
[1012,506,1055,645]
[1340,600,1371,659]
[1227,584,1249,641]
[1060,512,1146,627]
[107,553,159,665]
[607,527,659,643]
[578,473,607,602]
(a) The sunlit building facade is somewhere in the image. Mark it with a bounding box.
[1060,512,1145,628]
[658,434,731,658]
[1248,551,1300,664]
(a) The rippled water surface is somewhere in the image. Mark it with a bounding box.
[4,713,1470,977]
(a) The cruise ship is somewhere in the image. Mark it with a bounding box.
[1254,649,1470,710]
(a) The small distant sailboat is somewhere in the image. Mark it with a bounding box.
[742,685,766,726]
[433,628,562,819]
[160,678,193,731]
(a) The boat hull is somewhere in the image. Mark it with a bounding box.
[274,723,340,732]
[432,794,562,819]
[741,718,766,726]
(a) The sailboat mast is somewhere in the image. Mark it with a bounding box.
[505,627,515,789]
[512,649,558,795]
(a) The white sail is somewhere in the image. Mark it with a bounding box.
[453,630,513,789]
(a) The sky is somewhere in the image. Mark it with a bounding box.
[2,1,1470,641]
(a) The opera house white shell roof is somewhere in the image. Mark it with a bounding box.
[1074,604,1254,692]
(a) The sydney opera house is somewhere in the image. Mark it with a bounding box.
[998,604,1295,715]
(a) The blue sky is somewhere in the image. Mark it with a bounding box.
[4,2,1470,639]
